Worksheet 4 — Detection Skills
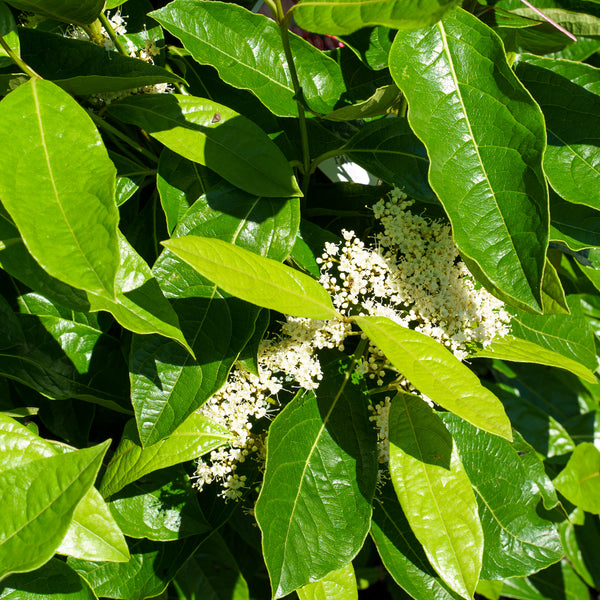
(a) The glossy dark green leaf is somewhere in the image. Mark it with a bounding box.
[370,480,459,600]
[4,0,102,24]
[0,441,109,580]
[255,358,378,599]
[472,337,596,383]
[550,192,600,250]
[108,93,301,198]
[509,296,598,373]
[293,0,461,35]
[68,536,202,600]
[150,0,346,117]
[99,416,230,499]
[389,9,548,313]
[17,29,182,95]
[354,315,512,440]
[554,442,600,513]
[343,117,436,204]
[516,55,600,212]
[156,149,220,234]
[131,184,299,445]
[0,558,97,600]
[175,533,250,600]
[163,236,339,320]
[107,465,210,541]
[441,413,563,580]
[559,513,600,589]
[388,394,483,599]
[297,563,358,600]
[0,78,120,296]
[0,294,130,413]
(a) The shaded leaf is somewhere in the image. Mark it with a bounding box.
[293,0,461,35]
[151,0,346,117]
[550,192,600,251]
[388,394,483,599]
[163,236,339,320]
[4,0,102,24]
[255,357,378,598]
[553,442,600,514]
[339,26,395,70]
[108,93,301,198]
[0,78,120,296]
[389,9,548,312]
[325,85,402,121]
[99,415,231,498]
[354,315,512,440]
[0,441,109,580]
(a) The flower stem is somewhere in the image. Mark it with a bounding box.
[275,0,311,195]
[0,36,41,79]
[98,12,130,57]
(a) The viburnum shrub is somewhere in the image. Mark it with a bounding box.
[1,0,600,598]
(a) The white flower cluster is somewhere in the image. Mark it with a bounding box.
[193,317,351,500]
[195,187,511,490]
[318,188,511,362]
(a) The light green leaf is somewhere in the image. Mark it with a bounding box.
[354,315,512,440]
[293,0,461,35]
[441,413,563,580]
[342,116,436,204]
[255,358,378,599]
[107,466,210,541]
[0,441,109,580]
[389,9,549,313]
[388,394,483,600]
[150,0,346,117]
[554,443,600,514]
[297,563,358,600]
[516,55,600,212]
[108,93,301,198]
[4,0,103,24]
[99,415,231,498]
[0,78,120,297]
[370,480,460,600]
[0,558,98,600]
[472,337,596,383]
[162,236,340,320]
[132,184,299,446]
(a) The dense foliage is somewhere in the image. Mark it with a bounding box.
[0,0,600,598]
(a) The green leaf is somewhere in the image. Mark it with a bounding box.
[370,480,459,600]
[17,29,183,95]
[550,192,600,251]
[255,357,378,599]
[297,563,358,600]
[342,117,436,204]
[150,0,346,117]
[354,315,512,440]
[0,2,18,70]
[0,441,109,580]
[131,184,299,446]
[293,0,461,35]
[554,442,600,514]
[237,308,269,377]
[441,413,563,580]
[162,236,339,320]
[339,26,395,71]
[516,55,600,212]
[0,413,129,563]
[388,394,483,599]
[68,536,202,600]
[325,85,402,121]
[509,297,598,373]
[559,512,600,589]
[108,93,301,198]
[99,415,231,498]
[107,465,210,541]
[472,337,596,383]
[389,9,549,313]
[0,558,97,600]
[4,0,102,24]
[0,78,120,296]
[541,258,569,315]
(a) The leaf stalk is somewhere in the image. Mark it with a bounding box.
[0,36,41,79]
